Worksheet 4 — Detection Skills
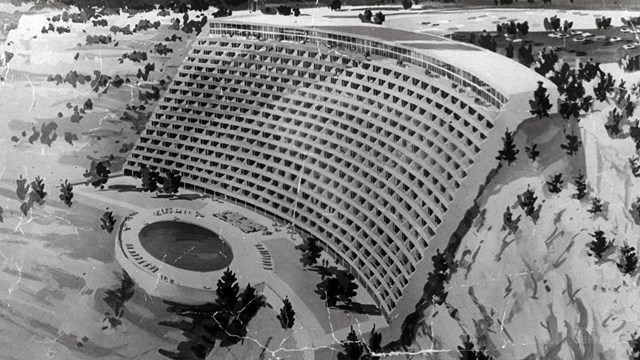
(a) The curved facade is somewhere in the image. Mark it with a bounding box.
[125,19,557,319]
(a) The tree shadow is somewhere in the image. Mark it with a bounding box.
[107,184,142,193]
[336,302,382,316]
[169,193,208,201]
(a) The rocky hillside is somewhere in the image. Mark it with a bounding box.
[407,67,640,359]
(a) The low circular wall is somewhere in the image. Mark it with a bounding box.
[115,207,254,304]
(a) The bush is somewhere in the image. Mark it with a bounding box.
[402,0,412,9]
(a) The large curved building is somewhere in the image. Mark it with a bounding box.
[125,13,558,320]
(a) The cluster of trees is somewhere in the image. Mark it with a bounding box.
[319,268,359,307]
[543,16,572,32]
[164,34,183,42]
[595,16,612,29]
[86,34,112,45]
[297,237,323,267]
[47,70,92,87]
[334,325,383,360]
[496,20,529,37]
[160,267,267,358]
[515,43,534,66]
[618,55,640,73]
[329,0,342,11]
[137,165,182,194]
[622,16,640,28]
[92,18,108,27]
[458,335,495,360]
[263,5,300,16]
[358,10,386,25]
[40,23,72,34]
[474,31,497,52]
[84,159,112,188]
[133,19,161,32]
[47,69,133,94]
[110,24,134,35]
[545,171,588,199]
[603,81,637,138]
[587,230,638,275]
[173,13,208,34]
[121,50,148,63]
[91,70,127,93]
[139,86,161,102]
[212,7,232,18]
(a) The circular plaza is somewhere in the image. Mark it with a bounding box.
[115,206,267,304]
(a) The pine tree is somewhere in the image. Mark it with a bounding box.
[30,176,47,205]
[518,186,538,217]
[215,267,240,311]
[505,42,514,59]
[525,143,539,162]
[572,172,587,199]
[458,335,494,360]
[324,276,341,307]
[100,211,116,233]
[617,242,638,275]
[16,175,30,201]
[368,325,383,360]
[496,129,519,165]
[587,230,612,259]
[59,180,74,207]
[588,197,603,214]
[277,297,296,329]
[0,206,3,223]
[337,326,364,360]
[630,157,640,177]
[605,108,623,138]
[546,173,563,194]
[561,133,582,156]
[529,81,553,119]
[237,283,265,322]
[558,100,580,120]
[502,206,514,231]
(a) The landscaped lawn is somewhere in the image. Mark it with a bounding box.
[263,237,372,334]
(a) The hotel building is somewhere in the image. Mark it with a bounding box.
[125,14,558,321]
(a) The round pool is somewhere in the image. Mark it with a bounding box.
[138,221,233,272]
